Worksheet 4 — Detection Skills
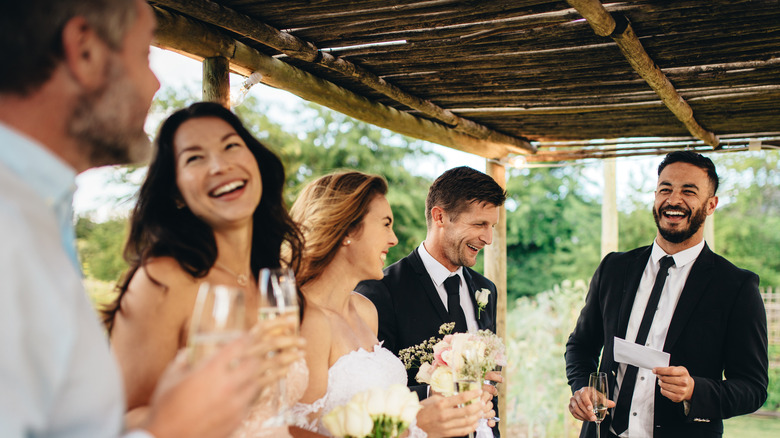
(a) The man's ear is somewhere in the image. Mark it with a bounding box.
[430,206,446,227]
[60,16,110,90]
[706,195,719,215]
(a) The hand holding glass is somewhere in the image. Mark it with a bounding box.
[257,267,299,426]
[589,372,609,438]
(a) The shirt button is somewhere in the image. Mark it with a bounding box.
[633,412,638,416]
[641,376,645,381]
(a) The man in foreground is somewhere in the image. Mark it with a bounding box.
[0,1,301,437]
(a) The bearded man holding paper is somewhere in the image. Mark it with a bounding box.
[565,151,768,438]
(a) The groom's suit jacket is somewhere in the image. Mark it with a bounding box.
[565,244,768,438]
[357,247,500,437]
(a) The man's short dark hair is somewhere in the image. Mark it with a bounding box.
[0,0,136,96]
[658,151,720,195]
[425,166,507,226]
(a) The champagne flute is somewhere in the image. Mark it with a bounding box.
[257,267,299,426]
[589,372,609,438]
[452,347,482,438]
[187,283,246,365]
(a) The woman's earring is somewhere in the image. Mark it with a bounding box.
[175,199,185,209]
[344,239,351,245]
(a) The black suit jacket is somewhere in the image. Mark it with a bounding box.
[356,247,499,436]
[565,244,768,438]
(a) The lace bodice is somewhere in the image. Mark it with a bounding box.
[291,344,426,438]
[232,359,309,438]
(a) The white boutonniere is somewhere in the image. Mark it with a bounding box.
[475,288,490,318]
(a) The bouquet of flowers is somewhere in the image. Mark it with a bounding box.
[400,323,506,396]
[322,384,422,438]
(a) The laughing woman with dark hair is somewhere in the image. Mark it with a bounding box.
[104,102,308,437]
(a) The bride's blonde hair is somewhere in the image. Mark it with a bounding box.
[290,171,388,287]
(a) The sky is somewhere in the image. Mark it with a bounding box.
[73,47,661,220]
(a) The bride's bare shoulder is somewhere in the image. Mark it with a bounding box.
[350,292,378,332]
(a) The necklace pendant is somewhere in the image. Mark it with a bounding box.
[236,274,249,287]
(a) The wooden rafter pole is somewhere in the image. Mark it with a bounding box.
[152,7,520,160]
[150,0,534,154]
[202,56,229,108]
[566,0,720,148]
[484,159,507,438]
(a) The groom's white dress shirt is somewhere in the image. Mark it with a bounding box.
[0,122,151,438]
[418,242,478,332]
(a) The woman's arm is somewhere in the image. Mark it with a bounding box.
[110,258,197,422]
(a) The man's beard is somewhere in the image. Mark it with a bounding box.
[67,57,151,168]
[653,204,708,244]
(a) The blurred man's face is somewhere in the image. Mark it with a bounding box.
[69,0,160,168]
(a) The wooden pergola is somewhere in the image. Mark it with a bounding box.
[148,1,780,432]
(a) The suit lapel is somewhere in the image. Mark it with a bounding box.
[664,244,715,351]
[617,246,652,339]
[408,248,450,323]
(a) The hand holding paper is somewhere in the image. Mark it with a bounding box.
[613,336,670,370]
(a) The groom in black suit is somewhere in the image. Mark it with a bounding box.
[357,166,505,437]
[566,151,768,438]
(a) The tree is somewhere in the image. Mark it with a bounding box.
[504,166,602,299]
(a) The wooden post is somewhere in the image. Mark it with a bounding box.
[484,159,507,438]
[602,158,619,257]
[203,56,230,108]
[704,212,715,252]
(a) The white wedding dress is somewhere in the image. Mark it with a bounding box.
[290,343,426,438]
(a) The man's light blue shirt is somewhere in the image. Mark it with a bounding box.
[0,123,79,270]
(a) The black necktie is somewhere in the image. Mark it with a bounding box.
[612,255,675,435]
[444,275,468,333]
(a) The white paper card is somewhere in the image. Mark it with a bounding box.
[613,336,670,370]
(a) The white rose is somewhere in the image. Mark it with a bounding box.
[475,288,490,307]
[359,387,386,417]
[429,366,455,396]
[384,384,411,417]
[322,405,348,437]
[343,401,373,437]
[399,391,422,425]
[416,362,433,383]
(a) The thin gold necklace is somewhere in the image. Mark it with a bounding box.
[213,261,250,287]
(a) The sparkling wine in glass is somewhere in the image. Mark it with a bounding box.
[589,371,609,438]
[187,283,246,365]
[257,267,299,426]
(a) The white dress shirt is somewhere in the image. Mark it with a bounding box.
[613,239,705,437]
[0,122,151,438]
[418,242,478,332]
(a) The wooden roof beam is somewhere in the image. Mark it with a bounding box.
[150,0,534,154]
[151,7,521,160]
[566,0,720,149]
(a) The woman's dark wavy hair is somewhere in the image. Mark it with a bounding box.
[102,102,304,332]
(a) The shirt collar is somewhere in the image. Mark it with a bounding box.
[0,122,77,206]
[651,238,705,269]
[418,241,463,287]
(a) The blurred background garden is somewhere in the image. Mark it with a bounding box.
[80,50,780,437]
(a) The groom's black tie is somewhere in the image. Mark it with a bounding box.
[444,275,468,333]
[612,255,675,435]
